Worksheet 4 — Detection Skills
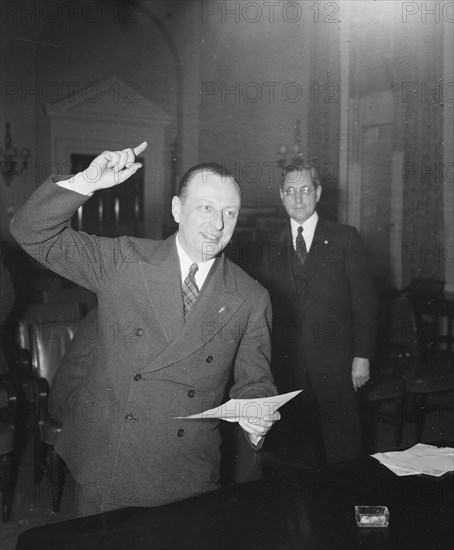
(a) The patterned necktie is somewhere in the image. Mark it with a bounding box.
[182,263,199,317]
[296,226,308,264]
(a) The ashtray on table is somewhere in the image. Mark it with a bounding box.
[355,505,389,527]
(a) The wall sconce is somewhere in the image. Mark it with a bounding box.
[277,118,305,169]
[0,122,31,186]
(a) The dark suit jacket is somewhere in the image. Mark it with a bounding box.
[254,218,377,394]
[48,307,99,422]
[11,177,277,508]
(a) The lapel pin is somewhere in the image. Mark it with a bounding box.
[324,240,329,245]
[219,306,227,313]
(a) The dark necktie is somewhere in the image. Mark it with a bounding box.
[182,263,199,317]
[296,226,307,264]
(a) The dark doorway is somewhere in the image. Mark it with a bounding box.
[70,154,145,238]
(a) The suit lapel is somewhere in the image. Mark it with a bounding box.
[141,253,246,373]
[276,224,298,295]
[140,234,184,344]
[301,217,333,285]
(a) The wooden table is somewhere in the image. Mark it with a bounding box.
[16,454,453,550]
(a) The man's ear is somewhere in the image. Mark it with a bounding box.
[171,196,181,223]
[316,185,322,203]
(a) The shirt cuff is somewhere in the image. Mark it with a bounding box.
[56,176,94,197]
[243,430,265,450]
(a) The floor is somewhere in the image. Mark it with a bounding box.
[2,392,453,550]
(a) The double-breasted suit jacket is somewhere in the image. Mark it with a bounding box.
[11,177,277,508]
[255,217,377,462]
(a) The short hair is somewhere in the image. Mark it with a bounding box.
[177,162,241,201]
[280,164,321,190]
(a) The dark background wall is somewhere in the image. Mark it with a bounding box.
[1,0,452,289]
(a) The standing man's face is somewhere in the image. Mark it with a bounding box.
[172,171,241,262]
[280,169,322,224]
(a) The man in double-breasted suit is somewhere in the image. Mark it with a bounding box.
[253,164,377,464]
[11,142,279,515]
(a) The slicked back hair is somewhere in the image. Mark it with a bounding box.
[280,164,321,190]
[177,163,241,202]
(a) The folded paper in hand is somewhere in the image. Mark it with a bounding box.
[372,443,454,477]
[175,390,302,422]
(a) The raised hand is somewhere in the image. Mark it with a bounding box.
[69,141,148,195]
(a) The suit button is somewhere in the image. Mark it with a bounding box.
[124,413,133,422]
[177,429,185,437]
[133,374,142,382]
[134,328,144,336]
[187,390,195,398]
[206,355,213,363]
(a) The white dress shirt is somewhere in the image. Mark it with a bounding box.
[290,211,319,252]
[175,234,215,290]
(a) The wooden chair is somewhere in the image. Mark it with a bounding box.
[358,355,405,453]
[397,294,454,444]
[25,306,100,512]
[16,302,82,446]
[17,302,83,365]
[0,373,18,522]
[16,303,83,512]
[403,362,454,443]
[26,320,79,512]
[357,289,407,453]
[406,278,446,359]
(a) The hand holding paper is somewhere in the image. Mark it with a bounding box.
[175,390,302,448]
[238,410,281,446]
[175,390,302,422]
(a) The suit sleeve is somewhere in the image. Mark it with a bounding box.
[10,176,134,292]
[345,227,378,358]
[229,282,277,401]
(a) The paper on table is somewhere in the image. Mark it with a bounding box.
[174,390,302,422]
[372,443,454,477]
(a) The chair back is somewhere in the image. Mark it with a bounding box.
[18,302,83,352]
[407,279,453,359]
[0,373,17,522]
[28,321,79,386]
[390,296,419,357]
[0,373,17,425]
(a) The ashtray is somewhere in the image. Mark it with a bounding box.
[355,505,389,527]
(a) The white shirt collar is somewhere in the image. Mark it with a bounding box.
[175,234,215,290]
[290,211,319,251]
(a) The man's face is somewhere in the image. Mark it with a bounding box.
[280,169,322,224]
[172,171,241,262]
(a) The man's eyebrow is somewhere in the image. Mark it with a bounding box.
[195,198,239,206]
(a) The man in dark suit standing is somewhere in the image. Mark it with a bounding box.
[11,142,279,515]
[254,164,377,465]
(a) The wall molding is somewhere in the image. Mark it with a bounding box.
[44,76,172,238]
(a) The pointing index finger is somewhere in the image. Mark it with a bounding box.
[133,141,148,157]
